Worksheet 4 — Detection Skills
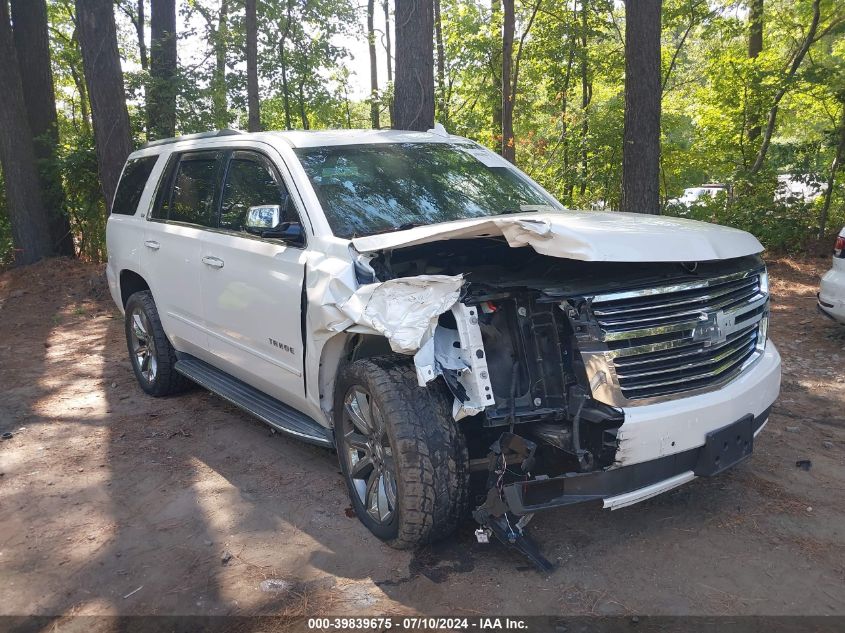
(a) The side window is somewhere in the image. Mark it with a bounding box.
[112,156,158,215]
[220,153,296,233]
[164,153,220,228]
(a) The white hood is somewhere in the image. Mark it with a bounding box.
[351,211,763,262]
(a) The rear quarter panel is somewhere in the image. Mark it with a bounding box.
[105,151,170,314]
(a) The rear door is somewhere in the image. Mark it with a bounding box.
[199,149,309,409]
[142,150,223,359]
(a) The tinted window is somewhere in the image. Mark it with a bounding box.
[220,155,290,232]
[293,142,558,238]
[112,156,158,215]
[166,155,219,227]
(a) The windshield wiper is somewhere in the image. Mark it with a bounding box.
[359,222,424,237]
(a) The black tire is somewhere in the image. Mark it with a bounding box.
[334,355,470,549]
[124,290,190,397]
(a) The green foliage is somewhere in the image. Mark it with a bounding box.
[1,0,843,265]
[665,186,810,252]
[56,133,108,262]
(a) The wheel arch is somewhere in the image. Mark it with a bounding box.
[119,269,151,308]
[317,332,394,424]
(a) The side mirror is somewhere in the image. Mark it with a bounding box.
[245,205,281,232]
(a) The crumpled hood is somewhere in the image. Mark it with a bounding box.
[351,210,763,262]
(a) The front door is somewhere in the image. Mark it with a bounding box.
[199,150,309,410]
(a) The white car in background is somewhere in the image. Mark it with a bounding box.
[819,228,845,324]
[775,174,826,203]
[668,184,728,209]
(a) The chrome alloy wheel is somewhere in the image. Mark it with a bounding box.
[129,307,157,383]
[342,387,398,524]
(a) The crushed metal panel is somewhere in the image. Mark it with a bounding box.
[305,247,462,353]
[356,275,463,354]
[351,211,764,263]
[304,247,467,420]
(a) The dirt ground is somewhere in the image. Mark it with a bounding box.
[1,256,844,625]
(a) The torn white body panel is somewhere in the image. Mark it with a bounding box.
[304,246,490,422]
[303,247,471,422]
[352,210,763,263]
[304,247,462,353]
[339,275,463,354]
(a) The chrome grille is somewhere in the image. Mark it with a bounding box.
[576,268,769,406]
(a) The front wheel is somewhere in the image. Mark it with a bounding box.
[334,355,469,549]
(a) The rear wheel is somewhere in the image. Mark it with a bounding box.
[335,355,469,549]
[124,291,190,396]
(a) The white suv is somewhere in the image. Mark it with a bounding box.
[819,227,845,324]
[106,128,781,556]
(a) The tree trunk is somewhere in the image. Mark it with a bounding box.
[562,0,578,202]
[118,1,148,71]
[393,0,434,131]
[367,0,380,129]
[134,0,148,70]
[579,0,590,196]
[501,0,515,162]
[298,76,310,130]
[818,100,845,240]
[246,0,260,132]
[503,0,541,165]
[148,0,177,139]
[280,46,291,129]
[749,0,820,176]
[212,0,228,129]
[620,0,662,215]
[383,0,392,82]
[383,0,394,126]
[0,0,54,264]
[279,1,293,130]
[748,0,763,58]
[434,0,447,124]
[558,4,576,203]
[343,80,352,128]
[747,0,763,142]
[10,0,74,256]
[69,27,92,135]
[75,0,133,212]
[138,0,147,69]
[491,0,502,152]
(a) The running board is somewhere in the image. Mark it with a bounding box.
[174,356,333,447]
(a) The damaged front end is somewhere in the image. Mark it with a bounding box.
[343,234,772,569]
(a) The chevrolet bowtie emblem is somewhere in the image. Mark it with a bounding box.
[693,310,735,346]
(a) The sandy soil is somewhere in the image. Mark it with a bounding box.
[1,256,844,625]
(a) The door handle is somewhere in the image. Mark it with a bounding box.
[144,240,160,250]
[202,255,224,269]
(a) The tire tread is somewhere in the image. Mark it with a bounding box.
[336,355,469,549]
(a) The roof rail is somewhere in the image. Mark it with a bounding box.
[141,129,244,149]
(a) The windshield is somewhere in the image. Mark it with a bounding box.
[294,142,560,238]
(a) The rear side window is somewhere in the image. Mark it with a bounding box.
[112,156,158,216]
[162,153,220,228]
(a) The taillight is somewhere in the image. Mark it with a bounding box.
[834,236,845,258]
